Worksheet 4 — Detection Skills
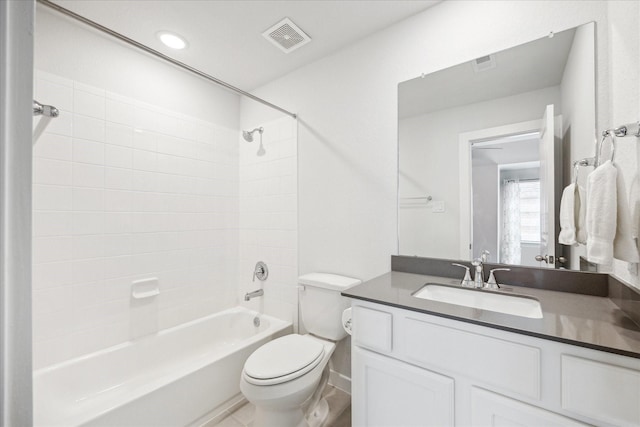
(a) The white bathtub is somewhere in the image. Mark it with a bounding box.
[34,307,292,426]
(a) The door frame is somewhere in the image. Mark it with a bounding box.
[458,119,542,260]
[0,1,35,424]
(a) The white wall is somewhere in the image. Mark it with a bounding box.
[32,8,242,368]
[472,163,498,260]
[248,0,612,283]
[560,23,596,270]
[398,86,561,259]
[608,0,640,284]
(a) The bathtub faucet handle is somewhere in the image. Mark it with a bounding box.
[253,261,269,282]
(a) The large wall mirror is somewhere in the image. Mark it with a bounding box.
[398,22,596,271]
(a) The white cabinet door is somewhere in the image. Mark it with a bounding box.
[561,354,640,426]
[352,347,454,427]
[471,387,589,427]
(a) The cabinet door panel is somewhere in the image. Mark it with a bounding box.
[471,387,589,427]
[562,354,640,426]
[352,347,454,427]
[353,306,393,353]
[404,317,541,400]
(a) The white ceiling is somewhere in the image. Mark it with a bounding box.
[399,26,576,119]
[472,137,540,166]
[50,0,440,90]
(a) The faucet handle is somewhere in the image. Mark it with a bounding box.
[253,261,269,282]
[487,268,511,290]
[452,263,473,288]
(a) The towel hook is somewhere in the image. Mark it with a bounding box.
[571,157,595,185]
[597,130,616,166]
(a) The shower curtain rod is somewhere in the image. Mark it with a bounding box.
[37,0,297,119]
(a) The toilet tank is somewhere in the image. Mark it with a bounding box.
[299,273,361,341]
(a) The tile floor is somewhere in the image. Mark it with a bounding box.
[213,386,351,427]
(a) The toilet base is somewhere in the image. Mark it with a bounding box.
[254,406,308,427]
[253,395,331,427]
[307,397,329,427]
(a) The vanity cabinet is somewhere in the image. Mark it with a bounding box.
[352,347,454,426]
[351,301,640,427]
[470,387,588,427]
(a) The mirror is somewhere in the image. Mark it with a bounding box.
[398,23,595,270]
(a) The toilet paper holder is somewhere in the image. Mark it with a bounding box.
[342,307,352,335]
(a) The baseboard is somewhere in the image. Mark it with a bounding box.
[193,393,247,427]
[328,369,351,395]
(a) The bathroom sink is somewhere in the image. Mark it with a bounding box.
[412,284,543,319]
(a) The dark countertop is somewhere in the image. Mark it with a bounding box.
[343,271,640,359]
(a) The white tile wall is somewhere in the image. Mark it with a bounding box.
[32,71,241,369]
[238,117,299,328]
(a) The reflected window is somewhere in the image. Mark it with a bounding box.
[518,180,541,243]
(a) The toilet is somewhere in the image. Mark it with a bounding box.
[240,273,360,427]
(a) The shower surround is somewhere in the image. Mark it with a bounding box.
[33,69,299,371]
[238,116,298,328]
[32,70,241,369]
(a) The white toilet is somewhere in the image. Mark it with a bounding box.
[240,273,360,427]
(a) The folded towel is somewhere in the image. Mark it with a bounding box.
[629,173,640,242]
[586,161,617,265]
[559,183,586,246]
[586,160,640,265]
[613,163,639,263]
[628,173,640,273]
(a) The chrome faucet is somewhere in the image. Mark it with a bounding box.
[244,289,264,301]
[471,258,484,288]
[486,268,511,290]
[470,250,491,288]
[452,263,474,288]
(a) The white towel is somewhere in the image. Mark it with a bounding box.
[613,163,639,263]
[628,173,640,273]
[559,183,586,246]
[586,161,617,265]
[586,160,640,265]
[628,173,640,243]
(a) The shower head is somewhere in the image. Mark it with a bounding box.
[242,127,264,142]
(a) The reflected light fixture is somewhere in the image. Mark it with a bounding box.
[157,31,188,50]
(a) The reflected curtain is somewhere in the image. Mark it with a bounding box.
[501,180,521,264]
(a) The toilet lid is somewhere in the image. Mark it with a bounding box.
[244,335,324,384]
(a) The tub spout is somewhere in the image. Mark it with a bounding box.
[244,289,264,301]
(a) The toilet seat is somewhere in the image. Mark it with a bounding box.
[244,335,325,386]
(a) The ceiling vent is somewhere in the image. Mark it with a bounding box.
[472,54,496,73]
[262,17,311,53]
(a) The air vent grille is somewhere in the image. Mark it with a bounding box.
[262,17,311,53]
[472,54,497,73]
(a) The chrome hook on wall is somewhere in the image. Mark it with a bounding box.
[572,157,595,185]
[596,129,617,167]
[608,122,640,138]
[33,100,59,117]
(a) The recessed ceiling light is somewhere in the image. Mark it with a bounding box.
[157,31,188,50]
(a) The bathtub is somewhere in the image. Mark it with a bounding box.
[33,307,292,426]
